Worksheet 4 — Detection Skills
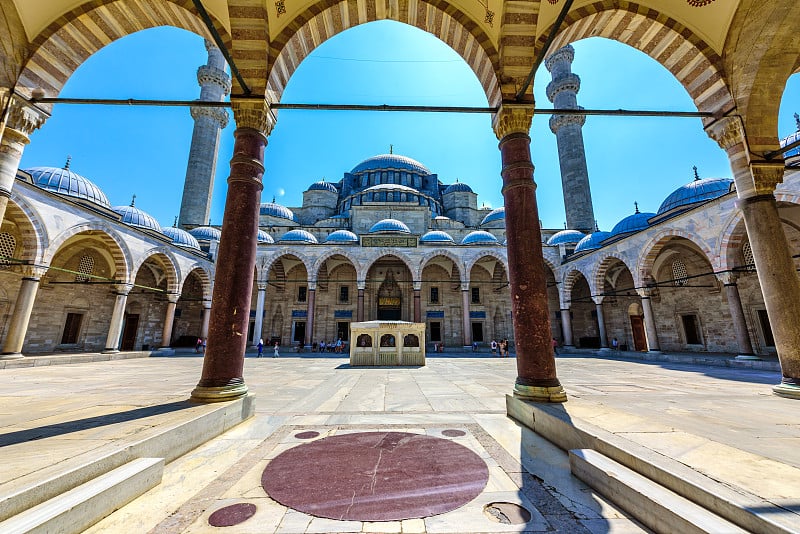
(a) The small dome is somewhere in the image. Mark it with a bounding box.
[308,180,338,194]
[163,226,201,250]
[189,226,222,242]
[420,230,455,244]
[325,230,359,243]
[574,231,612,253]
[351,154,430,175]
[547,229,586,246]
[113,200,162,233]
[279,229,318,243]
[433,215,451,221]
[26,163,111,207]
[781,115,800,158]
[611,210,655,236]
[260,201,297,222]
[369,219,411,234]
[461,230,499,245]
[443,182,473,194]
[657,177,733,215]
[480,207,505,225]
[257,230,274,243]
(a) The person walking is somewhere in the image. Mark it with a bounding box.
[552,337,559,356]
[273,341,280,358]
[257,339,263,358]
[611,337,619,351]
[195,337,202,353]
[490,339,497,356]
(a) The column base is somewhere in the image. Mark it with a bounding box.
[599,347,611,352]
[772,383,800,400]
[646,350,662,354]
[191,382,249,403]
[101,349,120,354]
[513,383,567,403]
[735,354,761,361]
[0,353,24,360]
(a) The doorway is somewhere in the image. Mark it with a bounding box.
[630,315,647,351]
[121,313,139,351]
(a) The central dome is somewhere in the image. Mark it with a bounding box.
[351,154,430,175]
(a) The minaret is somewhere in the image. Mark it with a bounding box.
[545,45,596,233]
[178,40,231,228]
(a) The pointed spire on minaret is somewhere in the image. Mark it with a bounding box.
[595,220,599,232]
[389,144,393,154]
[795,112,800,132]
[634,201,640,214]
[173,216,178,227]
[130,194,136,207]
[63,155,71,170]
[693,165,700,181]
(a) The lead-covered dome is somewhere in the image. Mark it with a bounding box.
[480,207,505,225]
[113,199,162,233]
[280,229,318,243]
[26,162,111,207]
[443,182,473,194]
[461,230,499,245]
[369,219,411,234]
[351,154,430,175]
[547,230,585,246]
[163,226,201,250]
[325,230,359,243]
[420,230,455,244]
[610,208,655,236]
[260,201,297,222]
[657,177,733,215]
[782,114,800,158]
[189,226,221,242]
[257,230,274,243]
[308,180,338,194]
[574,231,612,253]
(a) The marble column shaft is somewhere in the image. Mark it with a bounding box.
[560,309,574,347]
[357,288,365,322]
[104,287,131,353]
[595,302,609,348]
[306,288,316,346]
[640,296,661,352]
[413,289,421,323]
[159,294,179,348]
[461,289,471,346]
[252,285,266,345]
[724,282,754,355]
[1,275,40,356]
[200,301,212,339]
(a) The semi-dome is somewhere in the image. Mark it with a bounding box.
[657,177,733,215]
[189,226,222,242]
[279,229,318,243]
[325,230,359,243]
[113,199,162,233]
[574,231,612,253]
[369,218,411,234]
[257,230,274,243]
[461,230,499,245]
[307,180,338,194]
[547,229,585,246]
[443,181,473,194]
[480,207,505,225]
[26,162,111,207]
[259,201,297,222]
[351,154,430,175]
[610,207,655,236]
[162,226,201,250]
[420,230,455,244]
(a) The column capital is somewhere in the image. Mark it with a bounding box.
[4,94,49,137]
[412,281,422,291]
[113,283,133,296]
[202,299,212,309]
[357,280,366,291]
[257,282,268,291]
[166,292,180,304]
[19,264,47,279]
[231,98,275,136]
[636,287,654,298]
[493,104,533,140]
[460,282,470,291]
[705,115,745,151]
[749,161,785,196]
[717,272,738,285]
[592,296,604,306]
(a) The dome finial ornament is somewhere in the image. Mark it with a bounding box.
[389,144,393,155]
[63,155,71,170]
[693,165,700,181]
[795,112,800,132]
[130,194,136,207]
[272,196,276,203]
[634,201,639,214]
[173,216,178,227]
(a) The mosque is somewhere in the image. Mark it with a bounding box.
[1,40,798,366]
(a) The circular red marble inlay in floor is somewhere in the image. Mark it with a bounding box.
[261,431,489,521]
[441,429,466,437]
[294,431,320,439]
[208,503,257,527]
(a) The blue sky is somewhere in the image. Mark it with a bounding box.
[20,21,800,232]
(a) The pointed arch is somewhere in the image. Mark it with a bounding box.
[419,249,465,281]
[464,250,508,281]
[311,248,361,280]
[638,229,718,283]
[132,248,181,294]
[593,252,637,296]
[183,264,213,300]
[360,250,419,282]
[45,223,132,282]
[3,193,46,263]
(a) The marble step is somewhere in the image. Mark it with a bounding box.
[0,457,164,534]
[570,448,747,534]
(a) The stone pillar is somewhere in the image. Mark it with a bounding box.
[707,116,800,398]
[461,285,471,348]
[192,99,271,403]
[638,290,661,352]
[178,41,231,228]
[594,299,609,349]
[560,308,574,347]
[545,45,595,233]
[0,95,48,225]
[357,285,365,322]
[1,267,45,358]
[494,104,565,402]
[251,283,266,346]
[413,283,421,323]
[719,274,755,358]
[305,285,316,346]
[200,299,212,339]
[102,284,133,353]
[159,293,180,349]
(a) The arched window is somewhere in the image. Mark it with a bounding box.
[671,259,688,286]
[76,255,95,282]
[0,232,16,269]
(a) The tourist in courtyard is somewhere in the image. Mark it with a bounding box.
[257,339,263,358]
[491,339,497,355]
[195,337,202,353]
[273,341,280,358]
[612,337,619,350]
[552,337,559,356]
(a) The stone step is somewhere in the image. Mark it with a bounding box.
[0,457,164,534]
[570,449,747,534]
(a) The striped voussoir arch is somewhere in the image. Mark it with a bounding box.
[266,0,502,106]
[539,1,734,117]
[562,267,590,302]
[227,0,270,94]
[4,198,44,263]
[18,0,230,98]
[497,0,540,100]
[637,229,718,280]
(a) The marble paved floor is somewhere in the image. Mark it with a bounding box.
[4,351,796,533]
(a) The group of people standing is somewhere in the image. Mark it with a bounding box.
[256,339,280,358]
[313,338,345,353]
[490,339,510,357]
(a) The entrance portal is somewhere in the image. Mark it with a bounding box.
[377,271,402,320]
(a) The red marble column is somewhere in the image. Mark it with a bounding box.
[306,288,316,346]
[192,125,265,403]
[357,288,365,322]
[498,118,565,402]
[413,288,421,323]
